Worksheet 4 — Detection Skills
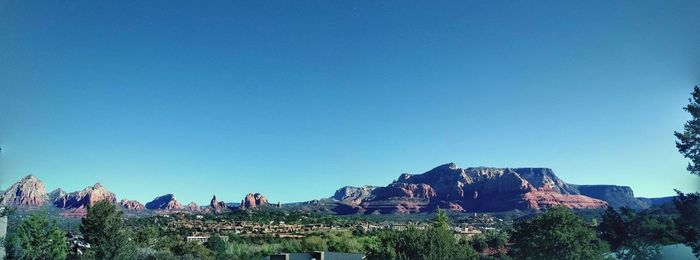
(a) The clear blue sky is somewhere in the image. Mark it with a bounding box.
[1,1,699,205]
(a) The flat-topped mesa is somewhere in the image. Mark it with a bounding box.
[571,184,648,209]
[337,163,609,214]
[145,194,183,210]
[1,174,47,207]
[119,199,145,211]
[53,183,117,209]
[240,193,268,209]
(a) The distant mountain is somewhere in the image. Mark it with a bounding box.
[637,196,676,206]
[1,175,47,207]
[53,183,117,209]
[333,186,377,205]
[240,193,268,209]
[0,167,677,216]
[145,194,182,210]
[210,195,229,213]
[570,184,648,210]
[328,163,610,214]
[119,199,146,211]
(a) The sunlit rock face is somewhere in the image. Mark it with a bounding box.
[53,183,117,209]
[210,195,228,213]
[145,194,183,210]
[241,193,268,209]
[571,184,648,209]
[185,202,200,212]
[1,175,47,207]
[334,163,609,214]
[119,199,145,211]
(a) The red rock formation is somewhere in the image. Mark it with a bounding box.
[521,191,607,210]
[241,193,268,209]
[119,199,146,211]
[185,202,200,212]
[145,194,183,210]
[210,195,227,213]
[1,175,48,207]
[53,183,117,209]
[344,163,611,213]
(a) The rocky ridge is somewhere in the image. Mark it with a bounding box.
[241,193,268,209]
[329,163,611,214]
[0,175,47,206]
[53,183,118,209]
[145,194,183,210]
[120,199,146,211]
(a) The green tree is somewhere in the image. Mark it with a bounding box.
[432,208,450,230]
[15,212,68,260]
[510,206,608,260]
[134,225,160,248]
[598,206,627,250]
[204,235,227,256]
[598,207,681,259]
[674,86,700,258]
[80,200,133,259]
[675,85,700,176]
[171,240,213,260]
[367,211,477,260]
[674,191,700,257]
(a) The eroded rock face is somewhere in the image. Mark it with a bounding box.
[241,193,268,209]
[210,195,227,213]
[119,199,145,211]
[145,194,182,210]
[1,175,47,207]
[339,163,608,213]
[185,202,200,212]
[572,184,648,209]
[53,183,117,209]
[333,186,377,205]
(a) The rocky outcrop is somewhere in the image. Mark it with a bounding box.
[48,188,67,206]
[571,184,648,210]
[333,186,377,205]
[241,193,268,209]
[119,199,145,211]
[185,202,200,212]
[1,175,47,207]
[210,195,227,213]
[145,194,182,210]
[335,163,609,213]
[637,196,675,207]
[53,183,117,209]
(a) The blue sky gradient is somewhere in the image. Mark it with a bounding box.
[1,1,699,204]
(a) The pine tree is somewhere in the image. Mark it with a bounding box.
[674,85,700,176]
[16,212,68,260]
[79,200,133,259]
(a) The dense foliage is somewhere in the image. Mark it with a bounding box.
[674,191,700,257]
[598,206,682,259]
[5,212,68,260]
[79,200,134,259]
[510,206,608,259]
[675,85,700,177]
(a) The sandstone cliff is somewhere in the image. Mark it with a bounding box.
[334,163,609,213]
[53,183,118,209]
[145,194,183,210]
[119,199,146,211]
[241,193,268,209]
[1,175,47,207]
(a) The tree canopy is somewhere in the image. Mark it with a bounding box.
[14,212,68,260]
[511,206,608,260]
[80,200,134,259]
